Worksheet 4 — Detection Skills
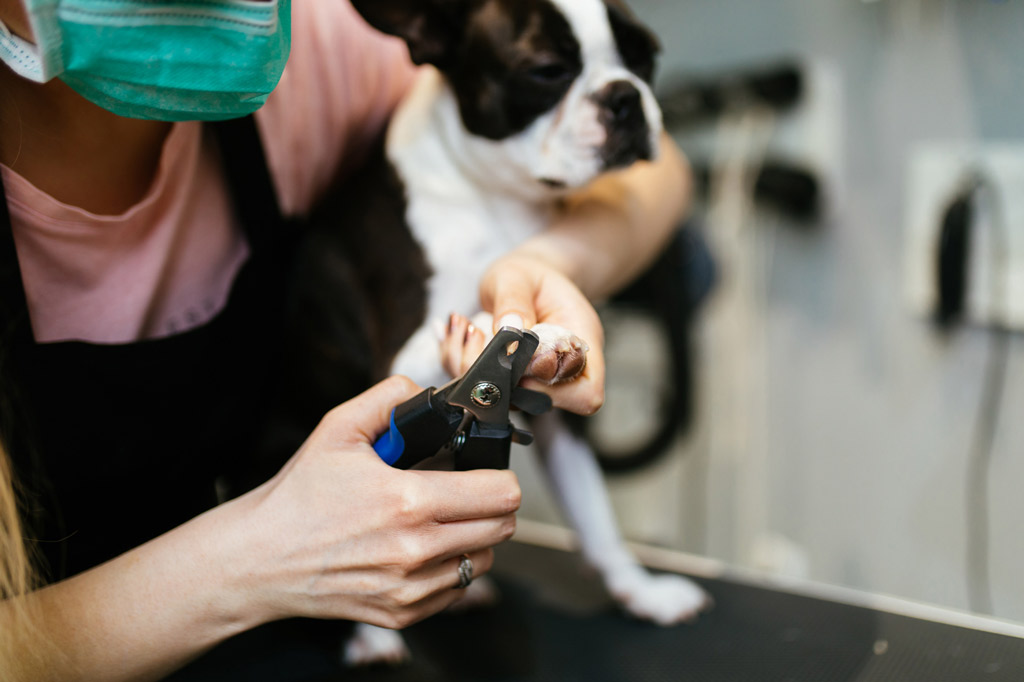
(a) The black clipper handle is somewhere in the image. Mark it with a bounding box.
[373,387,464,470]
[454,421,515,471]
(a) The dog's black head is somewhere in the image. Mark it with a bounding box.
[352,0,663,189]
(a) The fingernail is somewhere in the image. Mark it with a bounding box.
[448,313,456,332]
[498,313,524,330]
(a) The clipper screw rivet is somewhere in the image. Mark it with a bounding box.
[470,382,501,407]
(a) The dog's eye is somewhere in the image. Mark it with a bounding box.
[526,62,575,86]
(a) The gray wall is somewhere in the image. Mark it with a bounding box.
[514,0,1024,623]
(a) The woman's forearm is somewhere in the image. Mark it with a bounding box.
[1,497,260,682]
[1,377,522,682]
[515,133,691,302]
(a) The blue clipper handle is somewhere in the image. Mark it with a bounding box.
[374,409,406,466]
[372,387,464,470]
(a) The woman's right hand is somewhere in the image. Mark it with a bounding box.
[226,375,521,630]
[1,376,515,682]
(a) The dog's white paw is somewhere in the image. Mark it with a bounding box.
[438,315,589,385]
[605,565,712,626]
[342,623,410,667]
[527,323,589,384]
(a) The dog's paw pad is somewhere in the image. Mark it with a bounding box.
[343,624,410,667]
[608,569,713,627]
[527,323,589,384]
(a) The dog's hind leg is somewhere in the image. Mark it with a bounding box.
[343,623,410,667]
[531,411,712,626]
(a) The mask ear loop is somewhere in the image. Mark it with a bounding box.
[0,18,41,80]
[0,0,64,84]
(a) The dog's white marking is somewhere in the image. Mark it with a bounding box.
[530,410,711,625]
[343,623,409,667]
[550,0,620,66]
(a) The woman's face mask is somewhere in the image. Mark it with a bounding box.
[0,0,291,121]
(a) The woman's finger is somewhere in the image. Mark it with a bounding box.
[441,313,469,377]
[321,374,424,445]
[420,514,517,564]
[364,549,496,629]
[417,548,495,592]
[459,323,487,375]
[405,549,495,612]
[410,468,521,522]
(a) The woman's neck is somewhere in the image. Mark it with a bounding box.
[0,66,172,215]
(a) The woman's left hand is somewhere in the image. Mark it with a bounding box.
[450,134,691,417]
[476,253,605,416]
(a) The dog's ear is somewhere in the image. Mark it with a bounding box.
[604,0,660,83]
[350,0,468,67]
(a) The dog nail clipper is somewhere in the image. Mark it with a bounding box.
[373,326,552,470]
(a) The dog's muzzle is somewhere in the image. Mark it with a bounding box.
[594,79,653,170]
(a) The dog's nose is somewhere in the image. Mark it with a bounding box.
[595,79,653,171]
[599,80,643,123]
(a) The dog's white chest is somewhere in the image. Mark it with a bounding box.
[386,69,555,320]
[407,192,548,317]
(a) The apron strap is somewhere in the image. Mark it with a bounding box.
[211,115,288,254]
[0,169,29,329]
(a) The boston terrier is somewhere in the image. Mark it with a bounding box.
[281,0,713,666]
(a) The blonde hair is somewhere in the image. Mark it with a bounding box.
[0,443,44,680]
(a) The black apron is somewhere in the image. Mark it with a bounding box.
[0,116,292,579]
[0,117,350,680]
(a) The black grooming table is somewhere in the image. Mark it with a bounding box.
[343,540,1024,682]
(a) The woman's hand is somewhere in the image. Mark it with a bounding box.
[231,375,521,630]
[3,376,519,682]
[478,254,606,416]
[473,134,689,417]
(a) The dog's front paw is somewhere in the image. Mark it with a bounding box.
[606,566,713,626]
[342,623,410,667]
[527,323,589,384]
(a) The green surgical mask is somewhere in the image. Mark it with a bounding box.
[0,0,291,121]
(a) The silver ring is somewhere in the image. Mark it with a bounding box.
[455,554,474,589]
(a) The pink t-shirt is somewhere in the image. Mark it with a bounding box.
[1,1,416,344]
